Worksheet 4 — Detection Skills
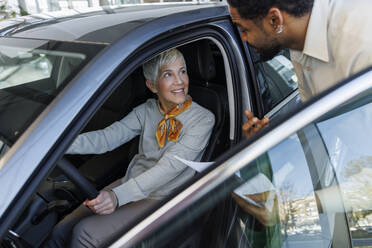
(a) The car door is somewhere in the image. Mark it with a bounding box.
[109,67,372,248]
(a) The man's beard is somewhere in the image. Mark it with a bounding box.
[255,44,282,62]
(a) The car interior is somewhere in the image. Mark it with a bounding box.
[1,38,233,247]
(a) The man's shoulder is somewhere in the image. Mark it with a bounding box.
[329,0,372,26]
[328,0,372,55]
[330,0,369,10]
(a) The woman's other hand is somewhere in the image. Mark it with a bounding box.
[84,190,118,215]
[242,110,269,139]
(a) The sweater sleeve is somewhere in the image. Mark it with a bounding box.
[66,105,144,154]
[112,110,215,207]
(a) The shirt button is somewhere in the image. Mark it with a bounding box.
[306,66,311,71]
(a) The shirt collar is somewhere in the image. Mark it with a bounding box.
[301,0,330,62]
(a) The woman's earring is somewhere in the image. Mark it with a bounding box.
[276,25,283,34]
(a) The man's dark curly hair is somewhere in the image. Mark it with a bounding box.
[227,0,314,20]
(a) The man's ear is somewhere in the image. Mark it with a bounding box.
[145,80,158,93]
[265,7,284,32]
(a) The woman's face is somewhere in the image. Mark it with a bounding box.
[152,58,189,112]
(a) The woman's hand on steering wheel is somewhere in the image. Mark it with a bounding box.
[84,190,118,215]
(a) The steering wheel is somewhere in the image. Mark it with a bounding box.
[57,157,99,200]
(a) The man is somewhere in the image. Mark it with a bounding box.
[228,0,372,137]
[229,0,372,240]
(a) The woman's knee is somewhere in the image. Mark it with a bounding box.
[46,204,93,247]
[43,221,72,248]
[71,219,101,248]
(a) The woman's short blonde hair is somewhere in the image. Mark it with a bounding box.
[143,48,186,84]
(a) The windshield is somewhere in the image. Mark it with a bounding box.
[0,37,106,159]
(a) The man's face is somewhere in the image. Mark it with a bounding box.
[229,6,282,61]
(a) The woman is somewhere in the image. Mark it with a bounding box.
[45,48,215,248]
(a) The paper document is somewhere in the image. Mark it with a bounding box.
[234,173,276,209]
[234,163,294,211]
[174,155,214,172]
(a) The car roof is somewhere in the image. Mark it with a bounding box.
[0,3,229,44]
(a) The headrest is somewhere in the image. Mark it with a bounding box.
[180,40,216,83]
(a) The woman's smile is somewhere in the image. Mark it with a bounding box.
[171,88,185,95]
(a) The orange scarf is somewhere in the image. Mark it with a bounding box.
[156,97,192,148]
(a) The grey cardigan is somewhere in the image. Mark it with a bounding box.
[67,98,215,207]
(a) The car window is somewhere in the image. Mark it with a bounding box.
[0,140,8,158]
[230,131,338,248]
[0,47,53,89]
[254,49,298,114]
[129,85,372,248]
[0,38,105,161]
[131,134,338,248]
[316,97,372,247]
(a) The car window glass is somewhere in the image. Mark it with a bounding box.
[0,38,105,161]
[133,135,336,248]
[0,46,54,89]
[131,87,372,248]
[317,100,372,246]
[0,140,9,158]
[254,49,298,114]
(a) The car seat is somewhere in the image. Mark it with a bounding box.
[179,40,229,162]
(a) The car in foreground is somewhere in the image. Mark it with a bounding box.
[111,67,372,248]
[0,2,302,247]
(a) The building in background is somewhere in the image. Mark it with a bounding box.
[4,0,208,16]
